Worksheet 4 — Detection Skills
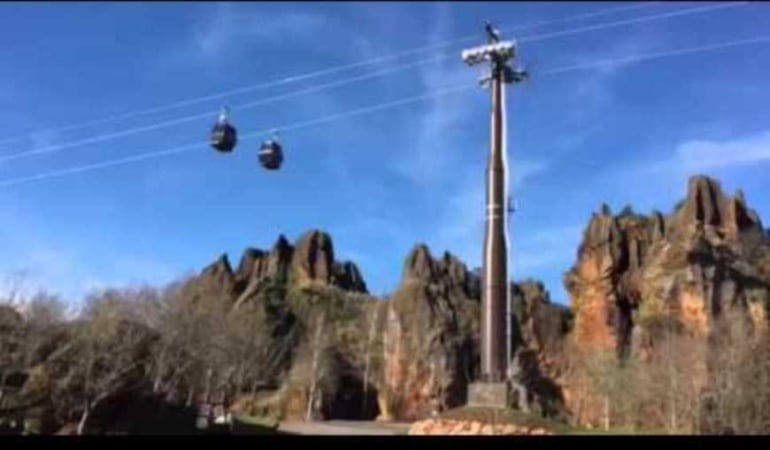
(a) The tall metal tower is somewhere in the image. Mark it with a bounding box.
[462,22,527,383]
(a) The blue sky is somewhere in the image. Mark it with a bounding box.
[0,2,769,305]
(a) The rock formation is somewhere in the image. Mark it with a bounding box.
[565,175,770,359]
[561,175,770,426]
[194,229,368,310]
[510,280,572,362]
[377,245,568,422]
[377,244,480,421]
[508,281,571,417]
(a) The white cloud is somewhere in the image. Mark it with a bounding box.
[510,160,548,192]
[192,6,328,59]
[548,122,605,159]
[582,33,663,77]
[631,128,770,178]
[333,215,412,261]
[1,245,89,302]
[6,245,177,304]
[512,224,583,272]
[0,129,61,175]
[394,87,472,185]
[676,130,770,171]
[432,157,550,268]
[389,2,476,186]
[141,163,204,200]
[153,4,333,72]
[0,195,179,303]
[28,130,59,150]
[557,30,667,124]
[348,34,379,65]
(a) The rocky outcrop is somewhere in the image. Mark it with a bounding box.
[195,230,368,310]
[198,254,236,298]
[508,281,571,417]
[565,175,770,359]
[402,245,481,299]
[673,178,764,241]
[378,245,567,422]
[378,245,480,422]
[332,261,367,293]
[563,206,647,356]
[289,231,334,286]
[559,175,770,428]
[511,280,572,356]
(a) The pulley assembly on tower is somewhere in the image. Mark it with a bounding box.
[463,22,528,88]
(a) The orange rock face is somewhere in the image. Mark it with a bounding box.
[567,176,769,353]
[378,245,481,422]
[562,175,770,425]
[678,288,710,337]
[379,248,571,423]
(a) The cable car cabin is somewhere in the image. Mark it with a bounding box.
[258,140,283,170]
[210,122,237,153]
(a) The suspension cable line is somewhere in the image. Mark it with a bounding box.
[0,54,452,164]
[0,1,745,164]
[0,2,663,147]
[0,83,477,188]
[519,1,747,45]
[539,35,770,75]
[0,33,766,189]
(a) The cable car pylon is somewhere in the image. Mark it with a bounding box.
[462,20,527,403]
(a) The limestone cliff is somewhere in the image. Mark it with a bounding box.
[194,230,368,310]
[377,245,480,421]
[565,175,770,358]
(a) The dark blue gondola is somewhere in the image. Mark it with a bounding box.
[210,107,237,153]
[258,133,283,170]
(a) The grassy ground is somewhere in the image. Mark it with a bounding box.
[569,426,665,435]
[234,415,279,427]
[231,415,282,434]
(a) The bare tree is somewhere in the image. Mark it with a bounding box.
[0,273,32,409]
[635,318,704,434]
[699,306,770,434]
[305,310,327,421]
[362,300,385,415]
[43,292,156,434]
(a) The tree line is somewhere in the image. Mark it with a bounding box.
[0,272,382,434]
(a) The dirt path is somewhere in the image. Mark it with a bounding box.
[278,420,411,435]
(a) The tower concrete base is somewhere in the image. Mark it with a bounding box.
[467,382,509,409]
